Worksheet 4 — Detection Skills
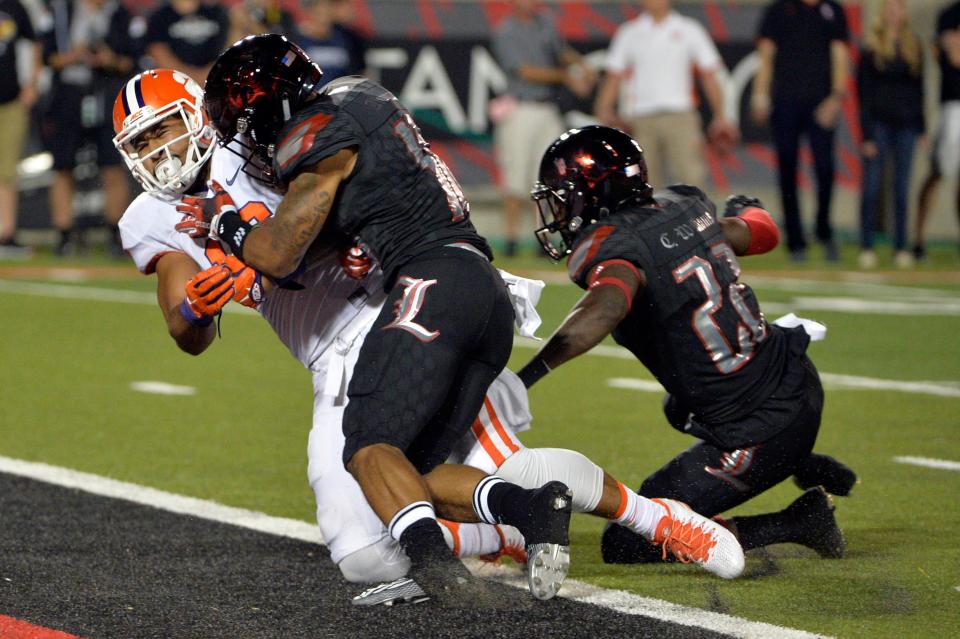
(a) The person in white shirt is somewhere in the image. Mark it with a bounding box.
[111,68,745,605]
[594,0,738,188]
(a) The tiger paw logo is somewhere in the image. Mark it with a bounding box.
[383,276,440,342]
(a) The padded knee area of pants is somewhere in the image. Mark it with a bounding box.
[337,537,411,584]
[495,447,604,513]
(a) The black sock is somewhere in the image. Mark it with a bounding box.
[730,511,795,551]
[398,518,452,566]
[476,477,531,525]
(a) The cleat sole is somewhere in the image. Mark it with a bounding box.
[526,542,570,600]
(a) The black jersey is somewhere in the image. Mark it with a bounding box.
[567,185,796,425]
[272,76,492,287]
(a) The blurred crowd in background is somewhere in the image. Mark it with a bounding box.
[0,0,958,268]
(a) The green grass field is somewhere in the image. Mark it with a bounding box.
[1,247,959,638]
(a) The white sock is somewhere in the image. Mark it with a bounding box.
[387,501,436,542]
[438,520,503,557]
[610,482,667,540]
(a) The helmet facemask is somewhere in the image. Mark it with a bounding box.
[114,98,215,201]
[531,178,590,260]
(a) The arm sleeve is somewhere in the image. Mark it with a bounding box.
[273,106,360,183]
[13,1,36,41]
[831,2,849,42]
[604,26,630,74]
[757,4,780,42]
[491,23,520,72]
[689,21,722,72]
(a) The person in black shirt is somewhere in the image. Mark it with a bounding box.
[145,0,228,85]
[0,0,40,256]
[856,0,924,269]
[913,1,960,261]
[752,0,850,262]
[40,0,140,256]
[520,125,855,564]
[295,0,367,86]
[197,35,576,607]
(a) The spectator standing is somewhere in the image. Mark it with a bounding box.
[593,0,738,191]
[0,0,41,258]
[40,0,140,256]
[912,0,960,261]
[227,0,295,44]
[295,0,366,86]
[856,0,924,269]
[145,0,228,86]
[752,0,850,263]
[491,0,594,257]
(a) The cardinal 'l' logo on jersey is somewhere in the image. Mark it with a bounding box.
[383,276,440,342]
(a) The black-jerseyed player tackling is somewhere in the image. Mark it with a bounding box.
[518,126,857,564]
[196,35,573,606]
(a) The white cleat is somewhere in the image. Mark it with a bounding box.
[650,498,745,579]
[352,578,429,606]
[526,542,570,600]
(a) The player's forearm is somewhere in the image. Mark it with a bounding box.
[830,41,849,96]
[163,305,216,355]
[517,64,568,86]
[700,69,728,121]
[519,296,624,387]
[239,181,332,278]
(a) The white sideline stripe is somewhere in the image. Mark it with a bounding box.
[0,279,257,315]
[0,454,827,639]
[515,338,960,399]
[0,455,322,544]
[606,374,960,399]
[892,456,960,472]
[130,381,197,396]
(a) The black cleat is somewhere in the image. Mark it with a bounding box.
[408,556,530,610]
[784,487,846,559]
[511,481,573,600]
[794,453,859,496]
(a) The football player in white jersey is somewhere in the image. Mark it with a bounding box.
[112,69,745,605]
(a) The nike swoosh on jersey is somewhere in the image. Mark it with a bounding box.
[226,166,242,186]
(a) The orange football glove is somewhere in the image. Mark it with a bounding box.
[224,255,264,308]
[339,244,372,280]
[181,263,234,326]
[175,195,215,238]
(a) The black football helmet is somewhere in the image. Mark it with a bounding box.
[531,125,653,260]
[204,34,323,183]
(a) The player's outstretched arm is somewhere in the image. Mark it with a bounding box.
[719,195,780,257]
[518,262,643,388]
[215,148,358,278]
[155,253,223,355]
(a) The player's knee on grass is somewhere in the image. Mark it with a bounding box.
[338,537,411,584]
[495,447,604,513]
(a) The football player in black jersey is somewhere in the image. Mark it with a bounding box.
[197,34,574,606]
[518,125,856,565]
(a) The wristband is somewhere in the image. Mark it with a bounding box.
[517,357,551,389]
[215,211,256,260]
[179,298,214,327]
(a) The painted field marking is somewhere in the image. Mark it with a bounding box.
[605,374,960,399]
[130,381,197,396]
[0,455,828,639]
[892,456,960,472]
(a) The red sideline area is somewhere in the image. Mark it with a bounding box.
[0,615,83,639]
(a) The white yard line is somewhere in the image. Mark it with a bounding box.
[0,455,828,639]
[892,456,960,472]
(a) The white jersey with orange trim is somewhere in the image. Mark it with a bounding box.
[119,143,535,566]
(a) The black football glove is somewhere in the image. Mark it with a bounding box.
[723,194,765,218]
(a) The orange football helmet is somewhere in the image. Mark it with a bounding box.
[112,69,216,200]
